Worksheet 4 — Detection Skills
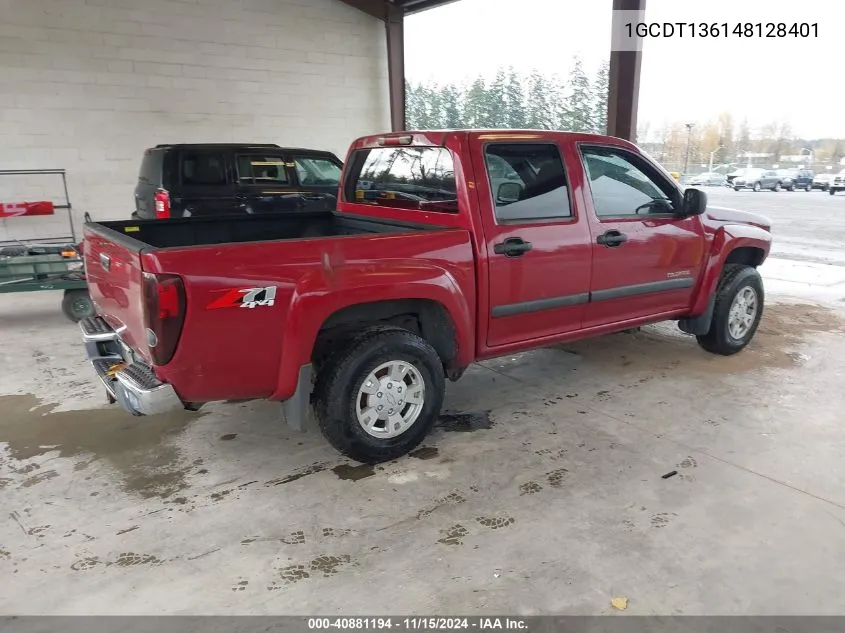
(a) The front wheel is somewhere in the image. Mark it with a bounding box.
[696,265,764,356]
[313,327,445,464]
[734,186,741,191]
[753,182,761,192]
[830,188,837,196]
[62,289,95,323]
[773,182,782,192]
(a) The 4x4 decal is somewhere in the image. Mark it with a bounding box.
[207,286,276,310]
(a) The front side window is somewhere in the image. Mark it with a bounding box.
[344,146,457,212]
[181,152,226,186]
[484,143,571,222]
[294,157,342,187]
[237,155,289,185]
[581,147,676,217]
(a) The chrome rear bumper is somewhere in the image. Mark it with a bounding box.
[79,316,182,416]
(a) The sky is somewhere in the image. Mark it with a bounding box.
[404,0,842,139]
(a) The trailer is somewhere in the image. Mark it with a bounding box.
[0,169,93,322]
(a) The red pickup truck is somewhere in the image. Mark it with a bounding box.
[80,130,772,463]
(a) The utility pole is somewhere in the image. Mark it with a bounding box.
[683,123,695,174]
[708,145,724,173]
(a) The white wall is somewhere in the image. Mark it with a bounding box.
[0,0,390,240]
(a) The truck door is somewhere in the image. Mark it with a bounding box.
[473,140,593,348]
[235,152,303,214]
[290,152,343,213]
[577,145,706,328]
[175,149,238,217]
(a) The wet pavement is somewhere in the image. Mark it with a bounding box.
[2,191,845,614]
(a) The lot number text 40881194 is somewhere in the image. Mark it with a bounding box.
[624,22,818,38]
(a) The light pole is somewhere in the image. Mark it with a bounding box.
[683,123,695,175]
[708,145,724,173]
[801,147,813,167]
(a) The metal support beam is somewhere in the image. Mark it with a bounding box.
[607,0,645,142]
[385,2,406,131]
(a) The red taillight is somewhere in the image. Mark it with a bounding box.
[142,272,186,365]
[154,189,170,219]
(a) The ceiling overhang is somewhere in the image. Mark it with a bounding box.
[338,0,459,20]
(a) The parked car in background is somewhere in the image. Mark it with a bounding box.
[80,129,773,463]
[777,169,814,191]
[829,171,845,195]
[133,143,344,220]
[688,172,727,186]
[732,168,782,191]
[726,169,746,186]
[813,173,834,191]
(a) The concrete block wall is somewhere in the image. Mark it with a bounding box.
[0,0,390,240]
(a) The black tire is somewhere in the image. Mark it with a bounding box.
[696,264,764,356]
[313,326,445,464]
[806,185,812,192]
[786,185,794,191]
[753,182,761,192]
[830,188,837,196]
[62,289,95,323]
[734,186,741,191]
[773,182,782,192]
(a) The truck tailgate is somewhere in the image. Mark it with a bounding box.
[83,225,151,361]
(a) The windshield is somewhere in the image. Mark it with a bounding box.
[343,146,458,212]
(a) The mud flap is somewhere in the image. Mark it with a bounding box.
[281,363,313,432]
[678,294,716,335]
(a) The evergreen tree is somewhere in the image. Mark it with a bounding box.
[440,83,462,128]
[464,77,490,127]
[564,57,593,132]
[405,81,423,129]
[487,69,508,128]
[526,72,554,130]
[591,61,609,134]
[550,75,571,130]
[426,86,443,129]
[504,68,527,128]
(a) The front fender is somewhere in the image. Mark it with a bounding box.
[689,224,772,316]
[270,262,474,401]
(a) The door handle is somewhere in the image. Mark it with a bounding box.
[493,237,533,257]
[596,230,628,247]
[301,193,325,200]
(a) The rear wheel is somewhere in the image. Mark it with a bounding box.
[753,182,761,192]
[62,289,94,323]
[830,188,837,196]
[313,327,445,464]
[773,182,782,192]
[696,265,764,356]
[734,186,741,191]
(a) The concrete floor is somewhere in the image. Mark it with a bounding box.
[3,190,845,615]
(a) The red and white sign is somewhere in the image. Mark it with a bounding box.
[0,201,55,218]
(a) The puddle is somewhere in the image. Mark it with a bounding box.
[332,463,375,481]
[436,411,493,432]
[409,446,439,460]
[0,394,202,498]
[554,302,845,374]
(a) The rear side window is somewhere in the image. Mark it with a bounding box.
[294,156,342,186]
[344,147,457,212]
[181,152,227,186]
[237,155,289,185]
[138,150,163,184]
[485,143,571,222]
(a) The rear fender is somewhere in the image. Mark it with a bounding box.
[270,262,474,401]
[688,224,772,316]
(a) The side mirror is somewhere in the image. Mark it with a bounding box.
[682,187,707,216]
[497,181,523,205]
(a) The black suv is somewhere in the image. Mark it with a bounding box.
[134,143,344,220]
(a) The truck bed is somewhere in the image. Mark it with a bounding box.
[94,211,437,250]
